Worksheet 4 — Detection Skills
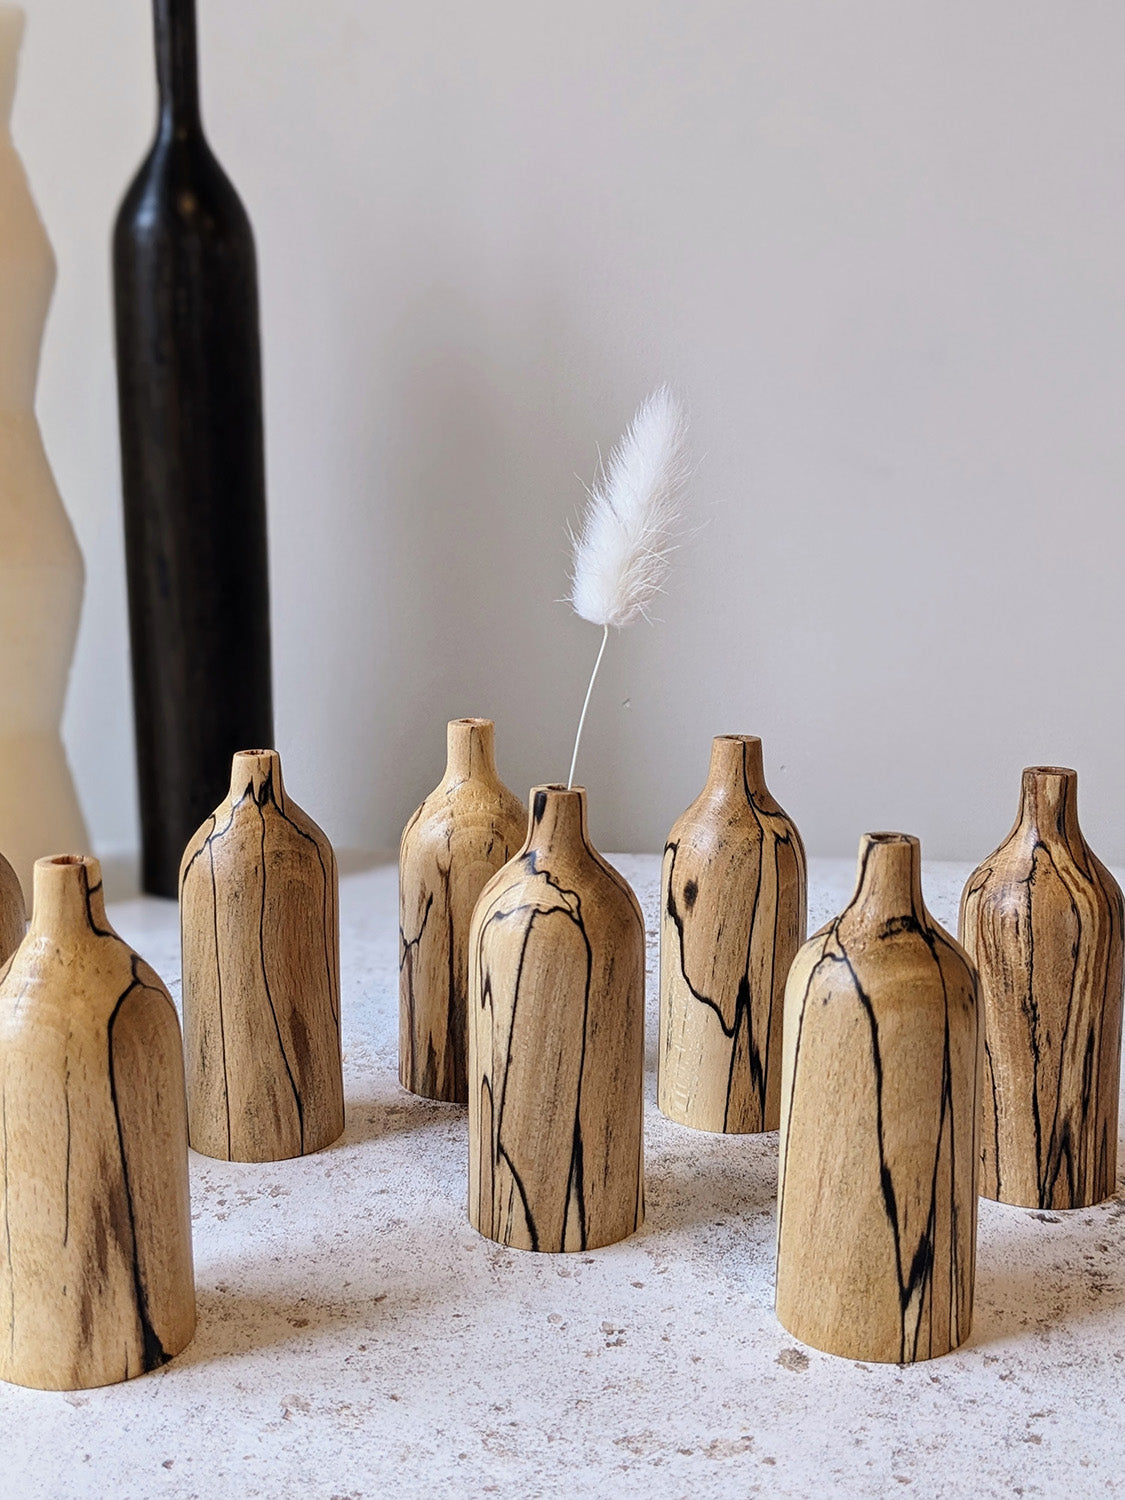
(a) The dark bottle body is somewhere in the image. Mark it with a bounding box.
[113,0,272,897]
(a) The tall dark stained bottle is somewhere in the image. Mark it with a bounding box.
[113,0,272,897]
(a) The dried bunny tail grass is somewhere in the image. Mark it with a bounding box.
[566,388,690,787]
[568,385,690,630]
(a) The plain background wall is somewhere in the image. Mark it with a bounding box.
[14,0,1125,866]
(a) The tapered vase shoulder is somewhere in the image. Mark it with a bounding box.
[400,718,526,1103]
[659,735,806,1133]
[959,766,1124,1210]
[0,854,195,1390]
[468,785,645,1252]
[180,749,344,1163]
[776,833,979,1363]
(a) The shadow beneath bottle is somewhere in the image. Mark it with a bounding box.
[971,1191,1125,1343]
[642,1122,779,1233]
[333,1090,466,1150]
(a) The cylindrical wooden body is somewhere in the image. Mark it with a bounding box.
[659,735,806,1132]
[959,767,1124,1209]
[113,0,272,897]
[180,750,344,1162]
[776,833,979,1363]
[399,719,526,1103]
[468,785,645,1251]
[0,855,195,1390]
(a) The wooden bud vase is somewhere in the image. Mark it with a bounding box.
[0,854,195,1390]
[468,785,645,1251]
[659,735,806,1133]
[959,766,1124,1210]
[180,749,344,1162]
[400,718,525,1103]
[776,833,979,1363]
[0,847,25,964]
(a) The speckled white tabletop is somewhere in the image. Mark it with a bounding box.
[2,854,1123,1500]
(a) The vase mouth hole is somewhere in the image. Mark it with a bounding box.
[1025,765,1075,778]
[866,832,913,845]
[48,854,90,867]
[541,783,582,794]
[716,734,759,744]
[453,717,490,727]
[236,748,276,759]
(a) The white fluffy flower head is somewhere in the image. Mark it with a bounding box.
[568,386,689,630]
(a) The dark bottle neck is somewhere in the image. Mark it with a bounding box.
[155,0,202,135]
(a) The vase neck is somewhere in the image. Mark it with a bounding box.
[705,734,767,798]
[524,785,590,858]
[0,7,23,131]
[1016,766,1080,845]
[849,833,925,922]
[30,855,109,940]
[154,0,201,136]
[229,749,285,809]
[443,718,498,786]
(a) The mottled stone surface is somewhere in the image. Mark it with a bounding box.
[2,856,1123,1498]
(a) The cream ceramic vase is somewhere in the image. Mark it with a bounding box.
[0,8,87,899]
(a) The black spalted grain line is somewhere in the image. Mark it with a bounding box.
[983,1036,1004,1201]
[838,938,919,1363]
[266,774,339,1034]
[206,834,232,1159]
[664,844,742,1040]
[63,1066,72,1248]
[489,903,545,1249]
[776,939,843,1246]
[254,800,304,1152]
[441,856,460,1100]
[106,962,172,1372]
[398,890,435,1090]
[1033,839,1083,1206]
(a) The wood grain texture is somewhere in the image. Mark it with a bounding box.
[0,850,24,966]
[776,833,979,1364]
[0,854,195,1390]
[659,735,806,1133]
[959,766,1124,1210]
[468,785,645,1252]
[399,719,525,1103]
[180,749,343,1163]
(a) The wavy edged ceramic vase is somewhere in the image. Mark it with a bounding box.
[959,766,1124,1210]
[776,833,979,1363]
[180,749,344,1163]
[0,854,195,1390]
[468,785,645,1252]
[0,7,88,899]
[399,718,526,1103]
[659,734,806,1133]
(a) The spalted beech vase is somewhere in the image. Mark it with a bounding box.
[776,834,979,1364]
[400,718,525,1102]
[0,847,25,963]
[0,855,195,1390]
[180,749,344,1162]
[469,785,645,1252]
[960,767,1124,1210]
[659,735,806,1133]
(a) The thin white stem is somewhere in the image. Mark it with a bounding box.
[567,624,609,791]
